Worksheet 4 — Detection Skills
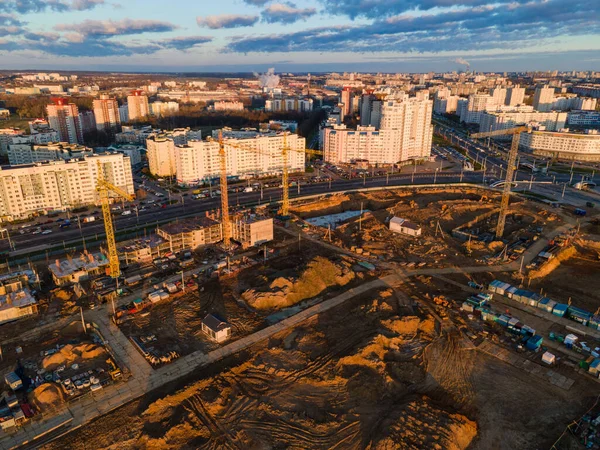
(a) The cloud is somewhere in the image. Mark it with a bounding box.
[160,36,213,50]
[229,0,600,53]
[261,3,317,24]
[243,0,271,5]
[55,19,177,37]
[197,14,259,29]
[0,0,105,14]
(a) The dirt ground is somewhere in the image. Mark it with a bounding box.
[43,284,595,450]
[291,188,559,267]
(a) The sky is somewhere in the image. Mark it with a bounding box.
[0,0,599,73]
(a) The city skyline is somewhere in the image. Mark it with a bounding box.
[0,0,599,72]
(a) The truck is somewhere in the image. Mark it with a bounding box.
[83,216,96,223]
[244,187,253,193]
[163,282,178,294]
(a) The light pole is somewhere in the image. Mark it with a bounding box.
[434,168,439,184]
[363,173,366,186]
[562,183,566,198]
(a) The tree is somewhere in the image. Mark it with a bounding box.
[136,188,147,200]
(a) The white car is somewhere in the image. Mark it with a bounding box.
[42,230,52,235]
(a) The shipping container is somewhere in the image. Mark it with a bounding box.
[568,306,592,326]
[589,359,600,376]
[506,286,518,298]
[497,314,511,327]
[589,315,600,330]
[553,303,569,317]
[526,335,543,351]
[544,300,557,313]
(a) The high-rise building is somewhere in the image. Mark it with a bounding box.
[127,90,150,121]
[506,86,525,106]
[93,94,121,134]
[479,111,568,135]
[490,88,507,107]
[533,86,555,112]
[46,99,84,144]
[0,128,25,155]
[0,153,134,220]
[520,129,600,162]
[146,134,177,177]
[341,87,352,116]
[460,94,494,124]
[359,93,377,126]
[323,96,433,164]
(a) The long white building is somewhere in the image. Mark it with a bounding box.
[479,111,568,135]
[175,133,306,185]
[520,129,600,162]
[322,96,433,164]
[146,129,203,177]
[0,153,134,221]
[8,142,93,165]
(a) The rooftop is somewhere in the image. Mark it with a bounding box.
[0,288,36,312]
[202,313,231,332]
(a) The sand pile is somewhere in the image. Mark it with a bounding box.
[374,397,477,450]
[42,343,107,371]
[242,257,355,310]
[29,383,65,411]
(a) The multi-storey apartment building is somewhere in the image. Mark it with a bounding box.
[479,111,568,135]
[533,86,555,112]
[174,133,305,185]
[8,142,93,165]
[0,128,25,155]
[93,94,121,134]
[520,129,600,162]
[146,128,203,177]
[0,153,134,220]
[127,90,150,121]
[506,86,525,106]
[46,99,84,144]
[322,96,433,164]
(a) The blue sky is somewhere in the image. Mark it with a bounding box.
[0,0,599,72]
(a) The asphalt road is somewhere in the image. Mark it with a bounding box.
[9,162,587,254]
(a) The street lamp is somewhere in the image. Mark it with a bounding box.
[434,168,439,184]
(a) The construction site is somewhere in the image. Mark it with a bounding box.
[3,125,600,448]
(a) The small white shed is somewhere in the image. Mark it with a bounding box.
[389,217,422,237]
[201,314,232,343]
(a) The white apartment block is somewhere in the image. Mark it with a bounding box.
[146,134,176,177]
[490,88,507,106]
[434,95,459,114]
[8,142,93,165]
[533,86,555,112]
[479,111,568,135]
[211,101,245,111]
[150,101,180,117]
[127,91,150,121]
[573,85,600,99]
[0,129,25,155]
[93,94,121,133]
[506,86,525,106]
[265,98,313,112]
[323,96,433,165]
[0,153,134,221]
[459,94,495,124]
[520,129,600,162]
[46,101,84,144]
[174,133,305,185]
[552,96,597,111]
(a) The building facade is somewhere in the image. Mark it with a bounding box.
[479,111,568,135]
[533,86,555,112]
[0,129,25,155]
[520,129,600,162]
[7,142,93,165]
[46,100,84,144]
[174,133,306,185]
[0,153,134,221]
[127,90,150,121]
[146,134,176,177]
[568,110,600,127]
[93,94,121,134]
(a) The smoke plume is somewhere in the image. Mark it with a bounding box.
[254,67,280,88]
[452,57,470,71]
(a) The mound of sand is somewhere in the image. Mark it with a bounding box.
[42,343,107,371]
[242,257,355,310]
[29,383,65,411]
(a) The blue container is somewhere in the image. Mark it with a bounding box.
[569,306,592,326]
[589,315,600,330]
[497,314,510,327]
[553,303,569,317]
[526,335,543,350]
[537,297,549,310]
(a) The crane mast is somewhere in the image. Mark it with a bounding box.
[471,125,529,239]
[218,130,231,247]
[96,161,133,278]
[281,132,289,216]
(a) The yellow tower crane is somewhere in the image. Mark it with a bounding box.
[96,161,134,277]
[471,125,530,239]
[279,131,322,217]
